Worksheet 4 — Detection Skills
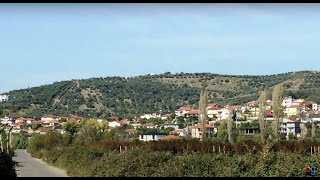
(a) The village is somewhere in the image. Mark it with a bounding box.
[1,96,320,141]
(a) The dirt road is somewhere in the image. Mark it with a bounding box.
[12,149,69,177]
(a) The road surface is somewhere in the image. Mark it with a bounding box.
[12,149,69,177]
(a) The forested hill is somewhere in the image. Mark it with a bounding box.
[2,70,320,119]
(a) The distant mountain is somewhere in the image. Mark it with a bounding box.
[2,70,320,119]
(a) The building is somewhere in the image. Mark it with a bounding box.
[312,104,319,111]
[285,105,302,117]
[280,118,301,137]
[175,107,193,117]
[282,96,293,107]
[207,106,221,118]
[0,95,9,102]
[41,114,61,122]
[139,132,166,142]
[191,123,217,139]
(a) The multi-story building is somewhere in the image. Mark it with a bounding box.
[280,118,301,137]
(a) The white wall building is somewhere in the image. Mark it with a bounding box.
[280,118,301,137]
[0,95,9,102]
[108,121,121,128]
[139,132,166,142]
[312,104,319,111]
[282,96,293,107]
[216,108,231,120]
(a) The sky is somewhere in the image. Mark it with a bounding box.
[1,3,320,92]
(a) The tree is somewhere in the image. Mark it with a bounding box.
[0,105,3,117]
[199,83,208,141]
[272,84,284,142]
[227,106,234,144]
[217,121,228,142]
[258,89,267,143]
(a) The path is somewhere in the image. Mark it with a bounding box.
[12,149,69,177]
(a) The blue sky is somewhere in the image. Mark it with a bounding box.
[1,3,320,92]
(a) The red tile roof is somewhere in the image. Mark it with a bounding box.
[117,120,126,125]
[186,110,199,115]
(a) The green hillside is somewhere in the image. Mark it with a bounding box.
[2,70,320,119]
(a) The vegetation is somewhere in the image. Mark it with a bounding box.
[26,131,320,177]
[0,130,18,177]
[2,71,320,118]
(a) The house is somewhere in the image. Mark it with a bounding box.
[160,135,182,141]
[125,129,140,135]
[15,117,26,124]
[292,99,305,106]
[140,123,157,129]
[0,116,14,126]
[175,107,193,117]
[163,124,182,130]
[139,132,166,142]
[312,104,319,111]
[26,118,35,125]
[185,110,199,117]
[10,123,25,129]
[240,127,260,135]
[285,105,302,117]
[108,121,121,128]
[161,113,172,120]
[216,108,231,120]
[117,120,127,125]
[41,114,61,122]
[307,113,320,122]
[140,113,158,120]
[280,118,301,137]
[191,123,216,139]
[207,106,221,118]
[0,94,9,102]
[171,128,189,137]
[49,120,60,127]
[130,123,142,129]
[282,96,293,107]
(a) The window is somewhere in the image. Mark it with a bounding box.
[141,135,143,139]
[152,135,155,140]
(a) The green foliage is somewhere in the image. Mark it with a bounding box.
[25,131,320,177]
[0,152,17,177]
[3,71,320,118]
[12,135,29,149]
[217,122,228,142]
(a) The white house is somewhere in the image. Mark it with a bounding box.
[26,118,35,125]
[280,118,301,137]
[175,107,193,117]
[216,108,231,120]
[0,116,14,125]
[139,132,166,142]
[0,95,9,102]
[207,106,221,118]
[292,99,304,106]
[140,113,158,120]
[282,96,293,107]
[171,128,189,137]
[140,123,157,129]
[41,114,61,122]
[108,121,121,128]
[312,104,319,111]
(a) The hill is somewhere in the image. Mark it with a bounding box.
[2,70,320,119]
